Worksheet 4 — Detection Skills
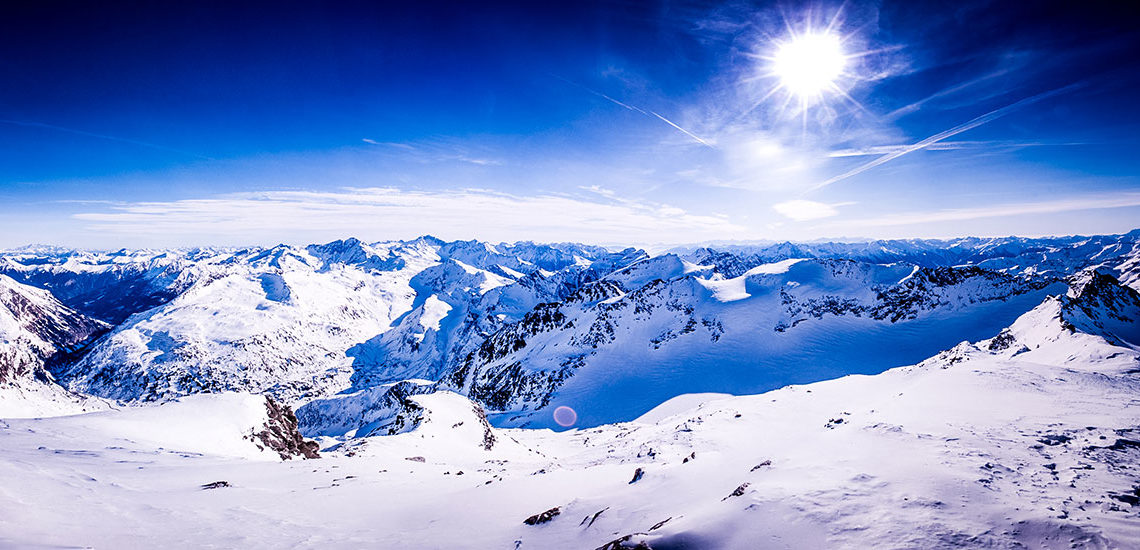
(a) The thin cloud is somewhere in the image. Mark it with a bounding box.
[0,119,214,160]
[362,138,500,165]
[807,82,1085,192]
[362,139,416,150]
[72,187,745,245]
[832,192,1140,228]
[883,69,1012,121]
[451,156,503,166]
[773,199,853,221]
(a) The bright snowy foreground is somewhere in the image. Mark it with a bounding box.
[2,277,1140,549]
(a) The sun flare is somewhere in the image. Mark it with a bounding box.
[772,32,846,100]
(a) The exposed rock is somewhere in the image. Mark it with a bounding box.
[472,402,496,451]
[249,396,320,460]
[629,467,645,484]
[596,534,653,550]
[200,481,230,490]
[987,328,1018,351]
[1108,486,1140,506]
[751,460,772,471]
[722,482,750,501]
[522,506,561,525]
[580,507,608,529]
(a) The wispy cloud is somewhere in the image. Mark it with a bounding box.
[806,82,1085,192]
[362,139,416,150]
[0,119,214,160]
[772,199,853,221]
[361,138,502,165]
[831,192,1140,229]
[71,187,745,246]
[883,69,1011,121]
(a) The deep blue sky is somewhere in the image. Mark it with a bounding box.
[2,0,1138,247]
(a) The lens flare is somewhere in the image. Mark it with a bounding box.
[772,32,846,100]
[552,406,578,427]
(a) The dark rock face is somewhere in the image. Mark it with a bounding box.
[249,397,320,460]
[522,506,561,525]
[200,481,230,490]
[596,534,653,550]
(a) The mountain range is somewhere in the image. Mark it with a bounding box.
[2,232,1138,430]
[1,231,1139,548]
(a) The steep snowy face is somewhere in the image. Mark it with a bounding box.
[438,257,1063,429]
[994,269,1140,355]
[0,274,108,417]
[0,275,107,382]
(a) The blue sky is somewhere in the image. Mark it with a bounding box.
[1,0,1138,248]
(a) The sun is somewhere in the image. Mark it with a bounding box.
[772,32,846,101]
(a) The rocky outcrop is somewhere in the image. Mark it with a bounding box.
[249,396,320,460]
[522,506,561,525]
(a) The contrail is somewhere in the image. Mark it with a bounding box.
[552,75,715,149]
[649,111,715,148]
[806,82,1084,193]
[828,140,1090,157]
[0,119,214,160]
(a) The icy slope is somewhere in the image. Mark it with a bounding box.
[1,273,1138,548]
[0,274,108,417]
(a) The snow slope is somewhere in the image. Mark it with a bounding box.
[1,272,1138,548]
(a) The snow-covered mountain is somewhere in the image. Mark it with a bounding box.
[2,231,1137,434]
[2,267,1138,548]
[1,238,637,407]
[0,274,108,417]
